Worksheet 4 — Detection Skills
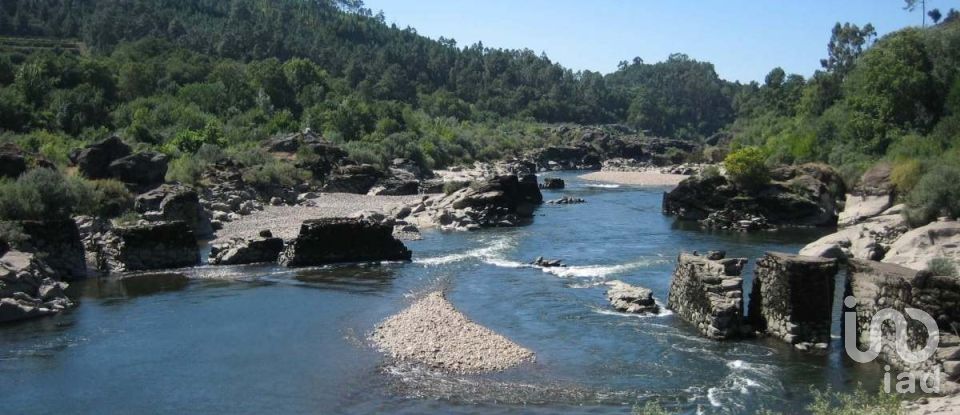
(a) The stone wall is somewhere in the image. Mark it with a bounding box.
[18,219,87,280]
[279,218,412,267]
[846,259,960,389]
[667,252,747,340]
[748,252,838,348]
[103,221,200,272]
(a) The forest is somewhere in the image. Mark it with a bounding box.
[1,0,960,218]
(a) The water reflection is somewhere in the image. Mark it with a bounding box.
[70,272,189,299]
[293,263,396,294]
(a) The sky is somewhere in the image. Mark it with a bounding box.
[362,0,931,83]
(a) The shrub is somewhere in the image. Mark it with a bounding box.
[242,160,310,189]
[890,159,924,195]
[443,181,470,195]
[166,156,204,185]
[904,165,960,226]
[0,169,89,220]
[700,165,722,179]
[723,147,770,190]
[87,179,134,218]
[0,221,27,248]
[806,385,903,415]
[928,258,958,277]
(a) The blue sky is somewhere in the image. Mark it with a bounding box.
[362,0,930,83]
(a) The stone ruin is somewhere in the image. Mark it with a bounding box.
[748,252,838,349]
[667,252,747,340]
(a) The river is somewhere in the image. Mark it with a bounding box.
[0,172,882,414]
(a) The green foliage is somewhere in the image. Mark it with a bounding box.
[241,159,310,190]
[0,221,27,247]
[632,400,672,415]
[86,179,134,218]
[164,122,226,154]
[806,386,903,415]
[723,147,770,189]
[904,164,960,226]
[700,165,721,179]
[890,159,924,194]
[0,168,88,220]
[928,257,958,276]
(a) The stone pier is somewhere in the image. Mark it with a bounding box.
[748,252,838,348]
[846,259,960,391]
[667,252,747,340]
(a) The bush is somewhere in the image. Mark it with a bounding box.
[928,258,958,277]
[0,169,90,220]
[0,221,27,248]
[890,159,924,194]
[443,181,470,195]
[700,165,722,179]
[806,386,903,415]
[87,179,134,217]
[166,156,204,185]
[723,147,770,190]
[904,165,960,226]
[242,160,310,189]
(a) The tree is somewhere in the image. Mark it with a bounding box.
[820,23,876,80]
[904,0,928,27]
[929,8,942,24]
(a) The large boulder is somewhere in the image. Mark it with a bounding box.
[0,249,74,323]
[73,136,132,179]
[838,162,895,227]
[0,143,28,179]
[17,220,87,280]
[800,206,907,261]
[108,151,169,189]
[279,218,411,267]
[606,280,660,314]
[135,184,213,239]
[322,164,383,194]
[210,231,284,265]
[102,221,200,272]
[882,220,960,272]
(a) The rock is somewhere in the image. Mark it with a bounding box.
[838,194,894,227]
[17,220,87,280]
[747,252,838,346]
[0,249,74,323]
[108,151,169,189]
[882,220,960,271]
[322,164,383,194]
[546,196,585,205]
[540,177,565,189]
[135,184,214,239]
[279,218,412,267]
[667,251,747,340]
[368,171,420,196]
[532,256,565,267]
[73,136,132,179]
[0,143,28,179]
[390,158,433,180]
[102,221,200,272]
[606,280,660,314]
[210,235,284,265]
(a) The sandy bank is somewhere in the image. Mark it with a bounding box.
[371,291,534,373]
[212,193,421,244]
[579,171,689,187]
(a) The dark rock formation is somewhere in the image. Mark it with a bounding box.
[101,221,200,272]
[108,151,169,189]
[607,280,660,314]
[540,177,565,189]
[136,184,213,239]
[17,220,87,280]
[210,232,284,265]
[322,164,383,194]
[667,252,747,340]
[0,249,74,323]
[546,196,585,205]
[279,218,411,266]
[748,252,838,348]
[663,163,845,230]
[846,259,960,387]
[73,136,132,179]
[532,256,564,267]
[0,143,28,179]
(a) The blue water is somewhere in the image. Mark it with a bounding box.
[0,172,880,414]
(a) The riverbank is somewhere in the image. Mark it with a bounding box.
[578,170,689,186]
[212,193,421,244]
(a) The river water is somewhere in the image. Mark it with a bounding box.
[0,172,882,414]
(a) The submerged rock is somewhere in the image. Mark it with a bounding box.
[547,196,585,205]
[532,256,564,267]
[606,280,660,314]
[210,233,284,265]
[279,218,411,267]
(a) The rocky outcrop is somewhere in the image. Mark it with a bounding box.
[846,259,960,389]
[882,220,960,272]
[17,220,87,280]
[532,256,564,267]
[72,136,132,179]
[530,145,600,171]
[99,221,200,272]
[279,218,411,267]
[748,252,838,349]
[838,162,895,227]
[108,151,169,189]
[667,252,747,340]
[606,280,660,314]
[663,163,845,230]
[209,230,284,265]
[322,164,382,194]
[402,174,543,231]
[265,129,351,181]
[0,249,74,323]
[136,184,214,239]
[540,177,565,189]
[0,143,55,179]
